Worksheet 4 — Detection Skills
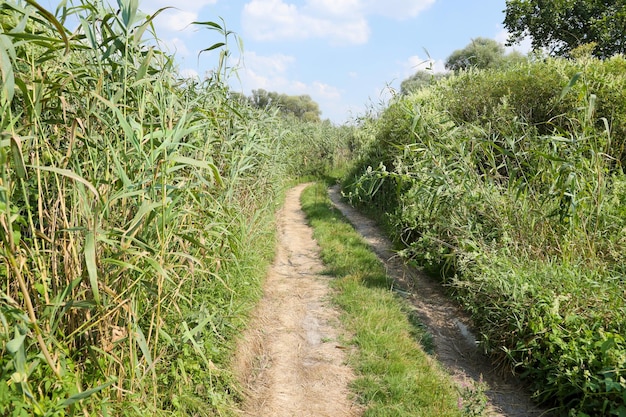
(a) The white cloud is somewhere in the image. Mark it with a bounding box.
[160,10,197,32]
[140,0,218,14]
[236,51,339,97]
[359,0,435,20]
[242,0,369,45]
[495,27,533,54]
[241,51,296,77]
[231,51,343,120]
[312,81,341,100]
[140,0,220,39]
[242,0,433,45]
[161,37,191,58]
[305,0,363,17]
[180,68,199,79]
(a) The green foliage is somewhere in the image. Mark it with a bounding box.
[504,0,626,58]
[400,70,447,95]
[343,55,626,415]
[444,37,526,72]
[0,0,339,415]
[281,120,352,179]
[249,88,322,122]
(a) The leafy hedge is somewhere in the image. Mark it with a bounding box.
[343,55,626,416]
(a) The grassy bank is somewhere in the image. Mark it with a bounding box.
[300,183,466,417]
[342,55,626,415]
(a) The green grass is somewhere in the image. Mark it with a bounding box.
[300,182,463,417]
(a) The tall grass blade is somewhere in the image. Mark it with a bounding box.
[61,379,116,407]
[84,229,100,304]
[0,35,16,104]
[27,165,99,199]
[10,135,26,179]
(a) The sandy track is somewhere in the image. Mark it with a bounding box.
[233,183,361,417]
[328,185,547,417]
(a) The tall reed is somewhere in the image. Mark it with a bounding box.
[0,1,293,415]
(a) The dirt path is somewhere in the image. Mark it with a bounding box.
[328,185,547,417]
[234,184,546,417]
[233,183,361,417]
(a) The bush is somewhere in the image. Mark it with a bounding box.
[343,56,626,415]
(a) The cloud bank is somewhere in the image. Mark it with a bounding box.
[242,0,435,45]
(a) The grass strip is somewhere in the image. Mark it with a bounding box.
[300,182,462,417]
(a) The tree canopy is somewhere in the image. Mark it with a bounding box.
[250,89,321,122]
[400,70,446,95]
[444,37,526,72]
[504,0,626,58]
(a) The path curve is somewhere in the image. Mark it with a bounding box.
[328,185,547,417]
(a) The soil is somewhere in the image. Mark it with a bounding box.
[232,183,362,417]
[233,183,548,417]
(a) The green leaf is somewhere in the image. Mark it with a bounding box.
[24,0,70,53]
[133,324,152,367]
[559,72,582,100]
[27,165,100,199]
[118,0,139,30]
[132,7,171,46]
[61,380,115,407]
[0,34,16,104]
[124,200,164,236]
[84,230,100,304]
[10,135,26,180]
[6,330,26,354]
[167,155,223,187]
[191,21,223,30]
[199,42,225,54]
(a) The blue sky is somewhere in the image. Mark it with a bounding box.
[45,0,532,123]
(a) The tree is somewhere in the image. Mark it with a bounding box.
[445,38,508,71]
[250,89,279,108]
[503,0,626,58]
[279,94,321,121]
[249,90,321,122]
[400,70,446,95]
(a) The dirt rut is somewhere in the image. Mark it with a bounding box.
[328,185,547,417]
[233,184,546,417]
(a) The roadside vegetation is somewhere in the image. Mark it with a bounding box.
[300,182,466,417]
[343,51,626,416]
[0,1,349,415]
[5,0,626,416]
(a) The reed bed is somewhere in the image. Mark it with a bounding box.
[0,1,347,415]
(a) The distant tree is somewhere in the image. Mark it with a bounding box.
[400,70,446,95]
[445,38,528,72]
[249,90,321,122]
[445,38,506,71]
[503,0,626,58]
[229,91,247,104]
[250,89,279,108]
[279,94,321,121]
